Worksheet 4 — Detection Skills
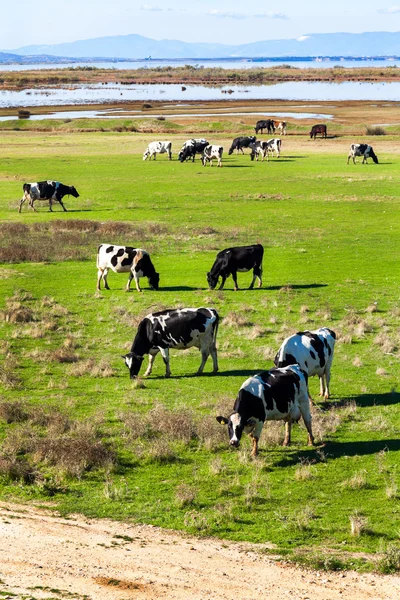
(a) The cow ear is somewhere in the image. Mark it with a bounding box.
[216,416,229,425]
[121,355,127,360]
[245,417,257,427]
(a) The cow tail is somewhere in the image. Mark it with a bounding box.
[96,245,103,269]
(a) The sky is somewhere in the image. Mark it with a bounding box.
[1,0,400,49]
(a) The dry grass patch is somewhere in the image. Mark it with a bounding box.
[374,332,397,354]
[52,347,79,363]
[294,461,315,481]
[68,358,115,377]
[349,510,369,536]
[0,455,36,483]
[342,470,369,490]
[175,483,197,507]
[0,400,29,423]
[223,311,253,328]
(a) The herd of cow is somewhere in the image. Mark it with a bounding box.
[16,120,382,456]
[96,241,336,456]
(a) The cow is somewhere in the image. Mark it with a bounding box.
[18,180,79,213]
[216,365,314,456]
[96,244,159,292]
[347,143,378,165]
[310,124,327,139]
[265,138,282,159]
[178,138,209,162]
[202,145,223,167]
[123,307,219,379]
[228,136,256,155]
[207,244,263,291]
[272,120,287,135]
[274,328,336,401]
[255,119,275,135]
[143,141,172,161]
[249,140,268,162]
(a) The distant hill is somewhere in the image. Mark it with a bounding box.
[4,31,400,60]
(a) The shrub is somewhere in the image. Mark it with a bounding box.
[365,125,386,136]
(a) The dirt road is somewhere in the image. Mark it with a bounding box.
[0,503,398,600]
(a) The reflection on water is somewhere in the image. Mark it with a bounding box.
[0,81,399,109]
[1,58,400,71]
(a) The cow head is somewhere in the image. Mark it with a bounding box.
[370,150,379,164]
[228,147,234,156]
[122,352,144,378]
[309,130,314,139]
[178,150,185,162]
[69,186,79,198]
[216,413,257,448]
[207,271,218,290]
[148,271,160,290]
[143,150,150,161]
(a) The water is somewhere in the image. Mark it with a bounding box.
[0,108,334,122]
[1,58,400,71]
[0,81,399,109]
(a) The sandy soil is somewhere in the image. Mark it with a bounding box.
[0,503,399,600]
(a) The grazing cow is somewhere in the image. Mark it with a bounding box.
[96,244,159,292]
[143,141,172,161]
[310,124,327,139]
[249,140,268,162]
[228,136,256,155]
[347,143,378,164]
[178,138,209,162]
[274,328,336,400]
[19,180,79,213]
[202,145,223,167]
[255,119,275,135]
[272,120,287,135]
[123,307,219,378]
[216,365,314,456]
[207,244,263,291]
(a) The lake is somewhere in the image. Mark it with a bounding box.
[1,58,400,71]
[0,81,399,110]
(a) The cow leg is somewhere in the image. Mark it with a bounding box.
[283,419,292,446]
[197,347,209,375]
[102,268,110,290]
[210,341,218,373]
[96,269,104,291]
[318,374,325,397]
[250,421,263,456]
[255,265,262,288]
[144,350,159,376]
[58,198,67,212]
[232,271,239,291]
[29,198,37,212]
[299,405,315,446]
[324,367,331,399]
[128,270,141,293]
[159,348,171,378]
[218,276,227,290]
[18,195,27,213]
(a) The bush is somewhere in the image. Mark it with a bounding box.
[365,125,386,136]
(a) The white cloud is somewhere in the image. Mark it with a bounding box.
[297,35,310,41]
[207,10,288,20]
[140,4,163,11]
[378,5,400,12]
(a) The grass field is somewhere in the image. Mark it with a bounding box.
[0,124,399,573]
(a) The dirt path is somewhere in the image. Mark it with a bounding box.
[0,503,398,600]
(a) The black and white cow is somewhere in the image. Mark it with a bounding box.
[143,141,172,161]
[123,307,219,378]
[249,141,268,161]
[96,244,159,292]
[202,145,223,167]
[207,244,264,291]
[274,328,336,400]
[228,136,256,155]
[19,180,79,213]
[255,119,275,135]
[310,124,327,139]
[347,143,378,164]
[178,138,209,162]
[265,138,282,159]
[217,365,314,456]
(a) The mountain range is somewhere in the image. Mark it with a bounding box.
[1,32,400,61]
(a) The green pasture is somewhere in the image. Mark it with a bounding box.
[0,130,399,572]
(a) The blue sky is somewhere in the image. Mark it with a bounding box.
[2,0,400,49]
